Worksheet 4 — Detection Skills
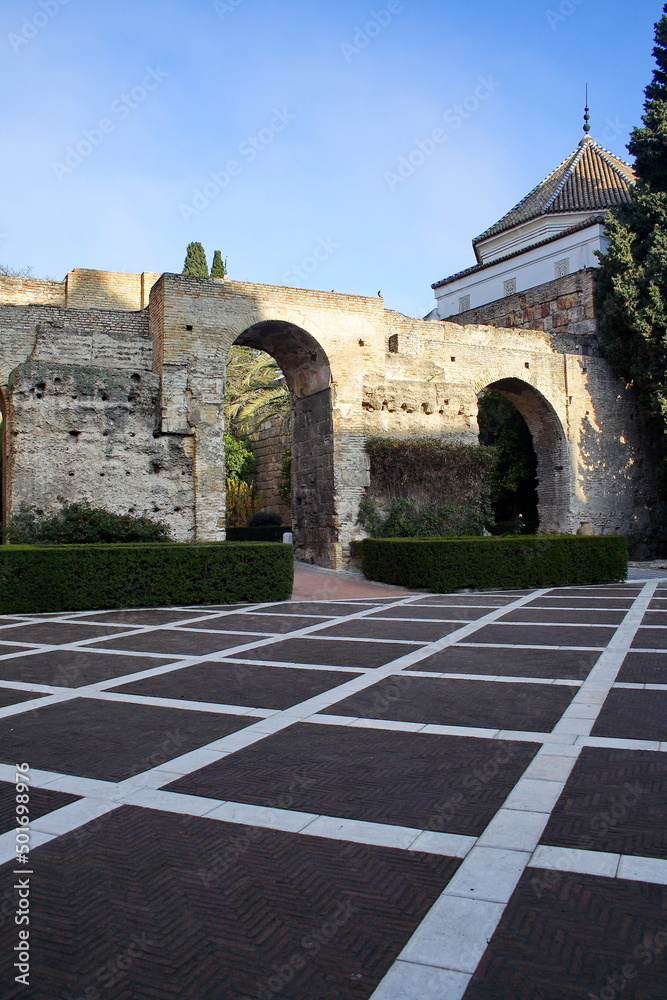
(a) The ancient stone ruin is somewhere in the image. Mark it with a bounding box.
[0,267,659,567]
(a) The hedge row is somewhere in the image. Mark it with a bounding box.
[0,542,294,614]
[354,535,628,591]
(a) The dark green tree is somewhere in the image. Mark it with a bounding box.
[596,4,667,490]
[182,242,209,277]
[211,250,227,278]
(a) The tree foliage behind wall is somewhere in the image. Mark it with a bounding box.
[358,437,497,537]
[477,390,539,530]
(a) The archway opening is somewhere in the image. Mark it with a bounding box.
[230,321,335,566]
[478,388,539,532]
[478,378,570,534]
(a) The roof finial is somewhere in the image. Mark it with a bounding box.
[583,84,591,134]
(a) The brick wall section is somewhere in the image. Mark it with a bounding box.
[0,277,65,307]
[65,269,162,310]
[250,416,292,525]
[450,270,598,349]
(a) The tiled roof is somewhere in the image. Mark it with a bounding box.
[431,215,605,289]
[472,136,635,248]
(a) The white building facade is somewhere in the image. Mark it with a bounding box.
[430,134,635,320]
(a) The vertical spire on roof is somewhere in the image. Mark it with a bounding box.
[583,85,591,134]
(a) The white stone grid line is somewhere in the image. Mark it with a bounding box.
[369,578,662,1000]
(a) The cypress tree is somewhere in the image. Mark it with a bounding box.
[596,3,667,492]
[182,242,209,277]
[211,250,227,278]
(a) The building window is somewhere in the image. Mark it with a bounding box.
[458,295,470,313]
[388,334,398,353]
[555,258,570,278]
[503,278,517,297]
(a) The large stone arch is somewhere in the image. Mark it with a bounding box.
[232,320,336,566]
[480,377,571,532]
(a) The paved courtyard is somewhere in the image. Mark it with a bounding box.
[0,576,666,999]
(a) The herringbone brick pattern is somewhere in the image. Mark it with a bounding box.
[463,871,667,1000]
[0,697,253,780]
[326,675,575,731]
[0,806,459,1000]
[541,747,667,858]
[166,723,539,832]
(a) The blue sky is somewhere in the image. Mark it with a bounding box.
[0,0,661,317]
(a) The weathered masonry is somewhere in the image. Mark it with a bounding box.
[0,267,659,567]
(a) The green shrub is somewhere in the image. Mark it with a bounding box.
[247,511,282,527]
[224,433,257,484]
[0,542,294,614]
[5,501,170,545]
[355,535,628,591]
[357,497,489,538]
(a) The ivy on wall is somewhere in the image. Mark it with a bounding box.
[357,437,497,538]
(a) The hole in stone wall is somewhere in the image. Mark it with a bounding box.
[388,335,398,353]
[478,387,539,532]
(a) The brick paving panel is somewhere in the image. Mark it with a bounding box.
[366,606,490,621]
[617,651,667,684]
[0,698,254,781]
[182,603,257,611]
[0,649,178,687]
[262,602,379,617]
[546,587,642,598]
[175,613,332,633]
[166,724,539,833]
[463,871,667,1000]
[649,598,667,609]
[0,806,460,1000]
[643,611,667,626]
[464,623,614,647]
[72,609,220,625]
[411,596,516,607]
[0,622,140,645]
[313,620,460,642]
[231,637,422,669]
[632,627,667,649]
[541,748,667,858]
[111,661,358,710]
[499,608,626,625]
[0,645,39,657]
[93,629,266,656]
[526,596,635,609]
[592,690,667,742]
[0,619,26,626]
[325,676,576,732]
[0,780,79,835]
[0,687,47,708]
[409,645,600,679]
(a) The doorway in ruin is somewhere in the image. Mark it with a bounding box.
[228,321,336,566]
[478,378,570,533]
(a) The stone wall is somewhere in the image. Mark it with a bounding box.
[451,269,598,351]
[0,267,660,565]
[250,415,291,525]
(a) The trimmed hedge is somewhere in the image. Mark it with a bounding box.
[354,535,628,591]
[226,526,290,542]
[0,542,294,614]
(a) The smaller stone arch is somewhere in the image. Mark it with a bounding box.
[232,320,336,565]
[480,378,571,532]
